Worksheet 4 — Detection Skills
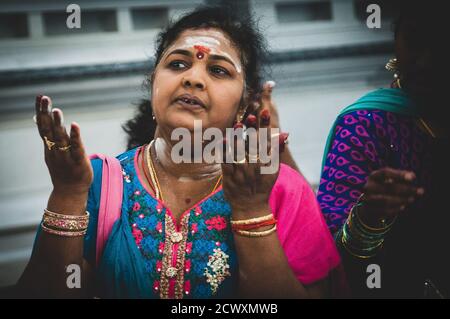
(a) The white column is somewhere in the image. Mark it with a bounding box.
[331,0,357,24]
[117,7,133,33]
[28,11,44,38]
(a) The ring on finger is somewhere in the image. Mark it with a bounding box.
[57,144,72,152]
[44,136,56,151]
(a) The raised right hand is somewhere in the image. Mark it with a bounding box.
[35,95,93,197]
[358,167,424,227]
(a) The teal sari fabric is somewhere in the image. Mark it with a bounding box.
[321,88,419,172]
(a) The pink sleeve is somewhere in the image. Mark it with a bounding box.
[269,164,341,285]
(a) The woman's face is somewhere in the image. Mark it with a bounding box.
[151,28,245,134]
[395,21,435,98]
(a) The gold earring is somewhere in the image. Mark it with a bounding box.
[385,58,402,88]
[385,57,398,72]
[233,111,245,129]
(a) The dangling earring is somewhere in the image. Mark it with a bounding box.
[385,58,402,88]
[233,111,245,129]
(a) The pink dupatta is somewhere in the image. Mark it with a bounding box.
[89,154,123,267]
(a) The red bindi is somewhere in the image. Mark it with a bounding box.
[196,51,204,59]
[194,45,210,59]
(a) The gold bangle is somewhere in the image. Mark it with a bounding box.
[41,223,87,237]
[43,215,88,231]
[230,213,274,226]
[353,205,396,232]
[44,208,89,220]
[234,225,277,237]
[340,235,381,259]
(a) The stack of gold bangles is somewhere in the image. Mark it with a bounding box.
[339,201,396,259]
[41,208,89,237]
[231,213,277,237]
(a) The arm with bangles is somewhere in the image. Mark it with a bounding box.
[231,207,327,298]
[317,111,424,292]
[16,95,94,298]
[17,191,94,298]
[223,97,328,298]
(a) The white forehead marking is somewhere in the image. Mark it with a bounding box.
[183,36,220,47]
[165,35,242,74]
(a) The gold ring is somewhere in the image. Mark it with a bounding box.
[57,145,72,152]
[44,136,56,151]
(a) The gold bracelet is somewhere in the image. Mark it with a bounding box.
[43,215,88,231]
[353,205,397,232]
[44,208,89,220]
[340,234,381,259]
[230,213,274,226]
[41,223,87,237]
[234,224,277,237]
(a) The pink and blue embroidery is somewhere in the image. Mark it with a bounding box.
[118,148,236,298]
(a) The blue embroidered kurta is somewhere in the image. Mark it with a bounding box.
[84,146,237,298]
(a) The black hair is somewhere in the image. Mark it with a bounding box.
[122,5,268,150]
[391,1,446,104]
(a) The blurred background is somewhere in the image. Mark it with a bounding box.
[0,0,395,287]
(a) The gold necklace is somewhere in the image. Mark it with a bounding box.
[418,118,437,138]
[145,140,223,202]
[146,140,163,200]
[211,175,223,193]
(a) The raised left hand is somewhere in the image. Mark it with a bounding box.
[222,82,286,219]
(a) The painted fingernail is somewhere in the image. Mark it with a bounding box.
[245,114,257,128]
[53,108,64,124]
[260,109,270,125]
[279,132,289,143]
[41,97,48,109]
[233,122,244,130]
[266,80,276,89]
[279,132,289,152]
[417,188,425,195]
